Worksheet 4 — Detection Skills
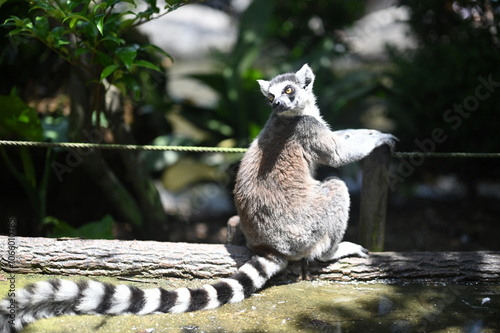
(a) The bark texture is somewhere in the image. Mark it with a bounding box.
[1,236,498,283]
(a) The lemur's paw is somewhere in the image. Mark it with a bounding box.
[378,133,398,150]
[333,241,369,259]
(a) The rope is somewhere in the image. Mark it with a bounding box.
[0,140,499,158]
[0,140,248,153]
[393,152,500,159]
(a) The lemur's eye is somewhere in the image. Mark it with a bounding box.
[285,87,293,94]
[268,94,274,102]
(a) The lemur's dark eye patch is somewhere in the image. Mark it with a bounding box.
[268,94,274,102]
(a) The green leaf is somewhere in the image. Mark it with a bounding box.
[96,15,105,35]
[44,215,114,239]
[68,16,79,29]
[3,16,32,29]
[7,27,33,37]
[137,4,160,19]
[63,14,90,23]
[133,59,161,72]
[96,50,113,67]
[119,17,136,30]
[100,35,125,45]
[66,0,84,12]
[116,74,141,99]
[75,47,90,57]
[93,2,108,15]
[100,64,120,81]
[128,76,142,99]
[33,16,49,39]
[0,95,43,141]
[55,38,70,48]
[141,44,173,61]
[78,21,98,42]
[46,25,71,50]
[163,0,187,12]
[30,2,57,12]
[116,44,139,70]
[51,26,66,39]
[78,215,114,239]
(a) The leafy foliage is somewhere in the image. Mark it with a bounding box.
[44,215,114,239]
[2,0,187,98]
[0,91,51,231]
[0,92,43,140]
[0,0,192,238]
[185,0,274,143]
[386,0,500,184]
[186,0,368,144]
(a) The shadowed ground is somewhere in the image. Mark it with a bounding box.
[1,274,499,333]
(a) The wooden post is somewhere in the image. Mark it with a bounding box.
[359,144,391,252]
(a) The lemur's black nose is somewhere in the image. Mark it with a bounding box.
[272,99,289,112]
[272,99,284,109]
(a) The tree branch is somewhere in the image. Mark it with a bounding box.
[1,236,498,283]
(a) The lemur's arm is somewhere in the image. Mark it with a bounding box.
[314,128,397,168]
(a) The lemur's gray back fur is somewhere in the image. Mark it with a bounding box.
[235,114,350,261]
[0,64,395,333]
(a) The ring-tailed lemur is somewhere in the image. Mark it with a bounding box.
[0,64,396,333]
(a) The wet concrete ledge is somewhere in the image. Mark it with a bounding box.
[1,236,499,332]
[1,274,499,333]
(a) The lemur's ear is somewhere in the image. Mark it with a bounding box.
[257,79,270,96]
[295,64,315,91]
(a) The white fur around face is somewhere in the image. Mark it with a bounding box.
[271,83,322,119]
[295,64,315,90]
[257,64,323,121]
[257,79,270,96]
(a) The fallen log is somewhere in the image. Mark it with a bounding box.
[1,236,499,283]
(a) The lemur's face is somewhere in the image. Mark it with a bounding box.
[265,79,306,114]
[258,64,315,117]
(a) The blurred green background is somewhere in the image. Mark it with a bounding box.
[1,0,499,251]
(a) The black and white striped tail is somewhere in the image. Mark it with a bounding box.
[0,255,287,333]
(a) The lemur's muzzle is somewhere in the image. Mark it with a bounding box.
[272,99,288,112]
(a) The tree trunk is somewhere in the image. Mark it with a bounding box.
[2,236,498,283]
[104,83,167,238]
[67,67,168,239]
